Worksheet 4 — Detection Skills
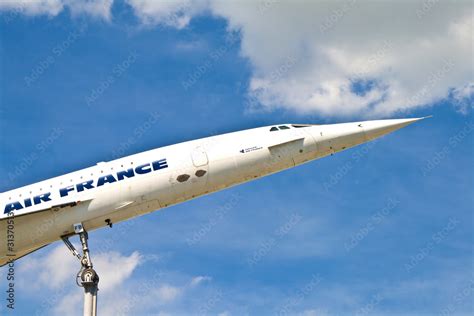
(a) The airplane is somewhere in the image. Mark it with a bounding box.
[0,117,427,314]
[0,117,430,266]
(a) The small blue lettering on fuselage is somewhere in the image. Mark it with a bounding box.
[3,158,168,214]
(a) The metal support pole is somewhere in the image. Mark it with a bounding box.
[82,267,99,316]
[62,223,99,316]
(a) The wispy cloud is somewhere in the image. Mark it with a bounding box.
[0,0,114,21]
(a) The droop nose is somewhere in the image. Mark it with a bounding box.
[362,117,429,141]
[307,117,430,156]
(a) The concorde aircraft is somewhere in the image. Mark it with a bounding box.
[0,117,428,268]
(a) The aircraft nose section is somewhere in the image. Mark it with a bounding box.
[362,117,429,141]
[307,116,430,157]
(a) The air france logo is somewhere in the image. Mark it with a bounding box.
[4,159,168,214]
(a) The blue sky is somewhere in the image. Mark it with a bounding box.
[0,1,473,315]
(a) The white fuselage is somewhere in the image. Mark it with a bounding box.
[0,118,424,265]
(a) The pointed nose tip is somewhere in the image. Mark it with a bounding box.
[363,116,430,140]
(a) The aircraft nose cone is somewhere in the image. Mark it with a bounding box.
[362,117,430,141]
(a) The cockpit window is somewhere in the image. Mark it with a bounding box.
[292,124,312,128]
[278,125,290,130]
[270,127,279,131]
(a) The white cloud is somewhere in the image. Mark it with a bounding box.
[2,1,471,117]
[451,83,474,114]
[15,244,214,315]
[0,0,113,20]
[65,0,114,21]
[298,310,320,316]
[0,0,64,16]
[216,1,473,117]
[17,245,77,290]
[54,291,83,316]
[128,0,473,117]
[18,245,141,292]
[94,250,142,291]
[16,245,142,316]
[101,273,216,315]
[126,0,208,29]
[190,275,212,287]
[154,284,182,302]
